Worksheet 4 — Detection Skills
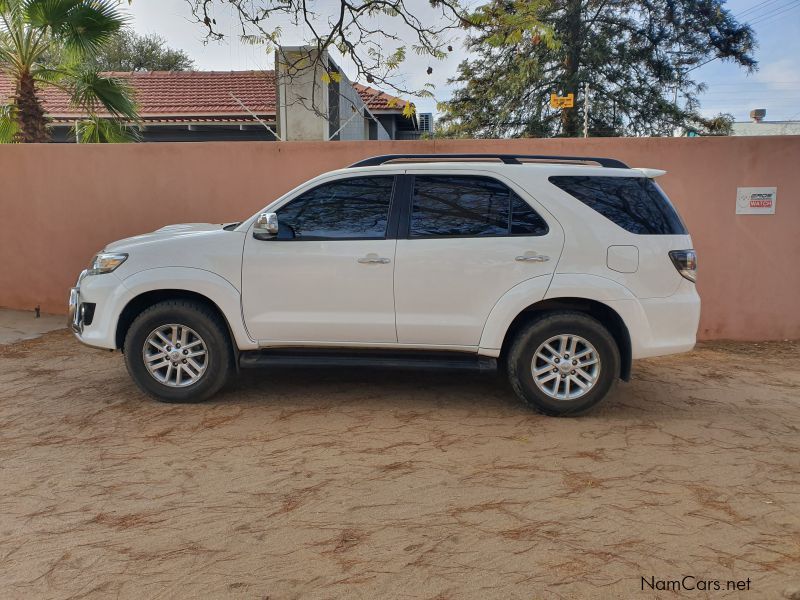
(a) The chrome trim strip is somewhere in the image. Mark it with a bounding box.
[68,270,88,334]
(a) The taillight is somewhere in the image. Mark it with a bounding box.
[669,250,697,282]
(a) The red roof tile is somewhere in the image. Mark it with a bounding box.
[353,83,410,111]
[0,70,408,121]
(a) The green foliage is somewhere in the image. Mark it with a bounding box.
[24,0,126,55]
[186,0,483,101]
[691,112,735,136]
[74,115,139,143]
[468,0,556,49]
[0,0,139,142]
[88,30,195,71]
[69,67,138,120]
[0,103,19,142]
[385,46,406,71]
[438,0,756,138]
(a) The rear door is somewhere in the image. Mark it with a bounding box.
[393,171,564,347]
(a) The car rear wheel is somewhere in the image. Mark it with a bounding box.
[124,300,232,403]
[507,311,620,416]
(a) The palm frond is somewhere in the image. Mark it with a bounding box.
[68,68,138,121]
[0,0,25,27]
[0,32,21,68]
[73,115,138,143]
[23,0,126,56]
[22,0,78,29]
[0,103,19,143]
[0,3,27,67]
[31,63,69,85]
[31,66,69,83]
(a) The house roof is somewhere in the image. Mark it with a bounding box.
[352,83,408,111]
[0,70,410,123]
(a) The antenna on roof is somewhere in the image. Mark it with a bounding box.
[230,93,284,141]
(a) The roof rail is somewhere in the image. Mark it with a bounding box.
[348,153,629,169]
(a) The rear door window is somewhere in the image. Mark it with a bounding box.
[548,176,687,235]
[410,175,549,238]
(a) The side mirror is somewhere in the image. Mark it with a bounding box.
[253,212,279,240]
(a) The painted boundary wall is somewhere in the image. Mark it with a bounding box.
[0,136,798,341]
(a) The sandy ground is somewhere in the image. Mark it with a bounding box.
[0,310,65,345]
[0,330,798,600]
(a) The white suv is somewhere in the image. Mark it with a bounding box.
[69,154,700,416]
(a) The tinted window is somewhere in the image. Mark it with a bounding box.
[549,176,687,235]
[511,194,549,235]
[276,176,394,240]
[411,176,548,237]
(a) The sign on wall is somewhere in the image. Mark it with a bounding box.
[736,187,777,215]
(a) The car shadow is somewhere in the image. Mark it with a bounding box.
[213,365,649,417]
[220,365,518,410]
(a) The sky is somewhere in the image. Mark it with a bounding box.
[126,0,800,123]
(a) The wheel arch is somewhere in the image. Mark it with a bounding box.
[117,289,221,346]
[112,267,257,355]
[498,297,632,381]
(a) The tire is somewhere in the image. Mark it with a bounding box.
[506,311,620,416]
[123,300,233,403]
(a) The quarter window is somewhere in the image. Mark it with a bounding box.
[548,176,687,235]
[511,194,549,235]
[275,176,395,240]
[410,176,548,237]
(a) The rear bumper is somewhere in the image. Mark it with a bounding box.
[608,279,701,360]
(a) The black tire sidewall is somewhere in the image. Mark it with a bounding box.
[508,313,620,416]
[124,301,231,403]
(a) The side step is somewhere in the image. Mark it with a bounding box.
[239,349,498,372]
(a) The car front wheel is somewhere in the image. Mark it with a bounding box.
[123,300,233,403]
[507,311,620,416]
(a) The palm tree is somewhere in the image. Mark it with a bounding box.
[0,0,139,143]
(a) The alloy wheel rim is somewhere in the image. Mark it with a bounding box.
[531,334,601,401]
[143,324,208,387]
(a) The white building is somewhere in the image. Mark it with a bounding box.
[731,109,800,136]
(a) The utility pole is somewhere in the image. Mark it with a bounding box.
[583,82,590,138]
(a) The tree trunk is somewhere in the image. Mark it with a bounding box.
[15,71,50,143]
[560,0,582,137]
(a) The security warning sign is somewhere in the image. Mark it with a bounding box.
[736,187,777,215]
[550,93,574,109]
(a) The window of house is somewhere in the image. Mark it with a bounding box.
[410,176,549,237]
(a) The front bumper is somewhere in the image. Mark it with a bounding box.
[68,270,88,334]
[68,270,125,349]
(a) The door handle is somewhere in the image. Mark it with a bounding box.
[357,255,391,264]
[515,253,550,262]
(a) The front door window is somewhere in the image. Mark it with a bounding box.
[275,176,395,240]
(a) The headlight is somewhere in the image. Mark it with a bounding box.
[87,252,128,275]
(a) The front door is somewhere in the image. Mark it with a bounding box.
[242,175,399,344]
[393,171,564,346]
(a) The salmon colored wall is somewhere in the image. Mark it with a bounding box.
[0,137,797,341]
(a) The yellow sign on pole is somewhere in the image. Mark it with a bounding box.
[550,93,574,109]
